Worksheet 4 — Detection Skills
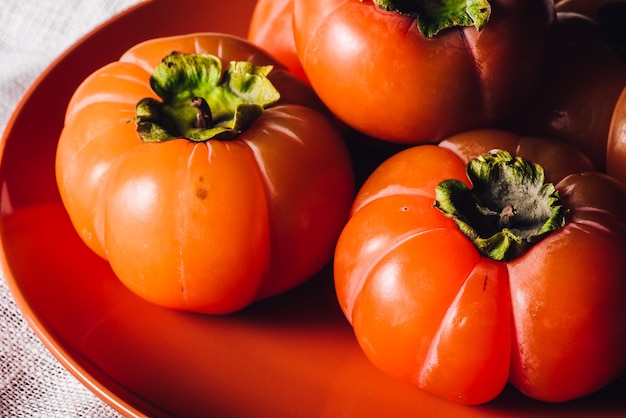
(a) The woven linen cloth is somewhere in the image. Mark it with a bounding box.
[0,2,142,416]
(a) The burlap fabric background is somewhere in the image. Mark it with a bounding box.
[1,2,141,416]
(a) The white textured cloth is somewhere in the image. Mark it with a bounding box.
[0,2,142,416]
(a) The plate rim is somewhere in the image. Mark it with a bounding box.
[0,1,164,416]
[2,0,625,416]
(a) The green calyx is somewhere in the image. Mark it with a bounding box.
[135,51,280,142]
[373,0,491,38]
[434,150,568,261]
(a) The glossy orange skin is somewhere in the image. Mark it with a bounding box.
[248,0,308,84]
[56,33,355,314]
[334,129,626,404]
[292,0,555,144]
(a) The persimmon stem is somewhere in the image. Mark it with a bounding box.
[191,97,212,129]
[497,205,516,229]
[476,203,517,229]
[134,52,280,142]
[434,150,568,261]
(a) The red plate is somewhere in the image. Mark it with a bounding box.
[1,0,624,416]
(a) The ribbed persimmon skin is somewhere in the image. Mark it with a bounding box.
[293,0,554,144]
[334,131,626,404]
[56,33,355,314]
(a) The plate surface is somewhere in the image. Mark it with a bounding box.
[1,0,625,416]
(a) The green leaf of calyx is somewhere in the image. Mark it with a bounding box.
[223,61,280,106]
[373,0,491,38]
[135,51,280,143]
[186,104,264,141]
[150,52,222,102]
[434,150,568,261]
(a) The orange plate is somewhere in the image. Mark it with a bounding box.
[0,0,624,416]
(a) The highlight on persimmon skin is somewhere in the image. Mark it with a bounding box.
[334,129,626,404]
[292,0,555,144]
[248,0,309,84]
[55,33,355,314]
[53,0,626,407]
